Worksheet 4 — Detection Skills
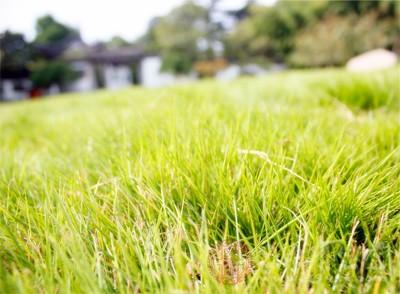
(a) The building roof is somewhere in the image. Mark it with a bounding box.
[0,68,30,79]
[34,33,83,59]
[73,47,146,63]
[61,42,152,63]
[34,32,149,63]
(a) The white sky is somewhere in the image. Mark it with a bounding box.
[0,0,276,44]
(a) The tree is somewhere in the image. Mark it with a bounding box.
[322,0,400,54]
[30,15,80,89]
[226,0,399,66]
[226,1,326,63]
[289,0,400,67]
[0,31,31,76]
[35,15,76,43]
[151,2,209,74]
[30,60,79,89]
[289,13,392,67]
[324,0,399,18]
[134,17,162,52]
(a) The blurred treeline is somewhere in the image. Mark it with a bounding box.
[225,0,399,68]
[1,0,399,85]
[137,0,399,73]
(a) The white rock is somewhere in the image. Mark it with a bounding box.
[242,63,266,76]
[215,64,241,80]
[346,48,398,72]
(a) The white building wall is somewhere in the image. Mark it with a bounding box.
[67,61,97,92]
[1,79,30,101]
[139,56,175,88]
[104,64,132,90]
[139,56,198,88]
[215,64,241,80]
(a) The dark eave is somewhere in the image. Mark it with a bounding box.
[63,47,153,63]
[1,68,30,79]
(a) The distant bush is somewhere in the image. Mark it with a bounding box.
[194,58,228,78]
[289,13,395,68]
[30,60,80,89]
[160,51,192,74]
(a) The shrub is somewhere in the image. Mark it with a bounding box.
[30,60,80,89]
[194,58,228,78]
[161,51,192,74]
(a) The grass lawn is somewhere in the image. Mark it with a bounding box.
[0,68,399,293]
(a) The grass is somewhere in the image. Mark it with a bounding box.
[314,69,399,110]
[0,67,399,293]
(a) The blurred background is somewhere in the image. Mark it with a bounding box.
[0,0,399,101]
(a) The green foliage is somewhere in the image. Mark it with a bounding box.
[134,17,162,52]
[226,1,326,63]
[0,68,399,292]
[146,2,208,74]
[325,0,399,17]
[227,0,399,66]
[315,69,400,110]
[35,15,75,43]
[154,2,207,52]
[289,13,394,67]
[29,15,80,89]
[160,51,192,74]
[30,60,80,88]
[0,31,31,74]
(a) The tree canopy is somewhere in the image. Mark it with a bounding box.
[139,2,209,74]
[225,0,399,67]
[30,15,80,88]
[0,31,31,76]
[35,15,76,43]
